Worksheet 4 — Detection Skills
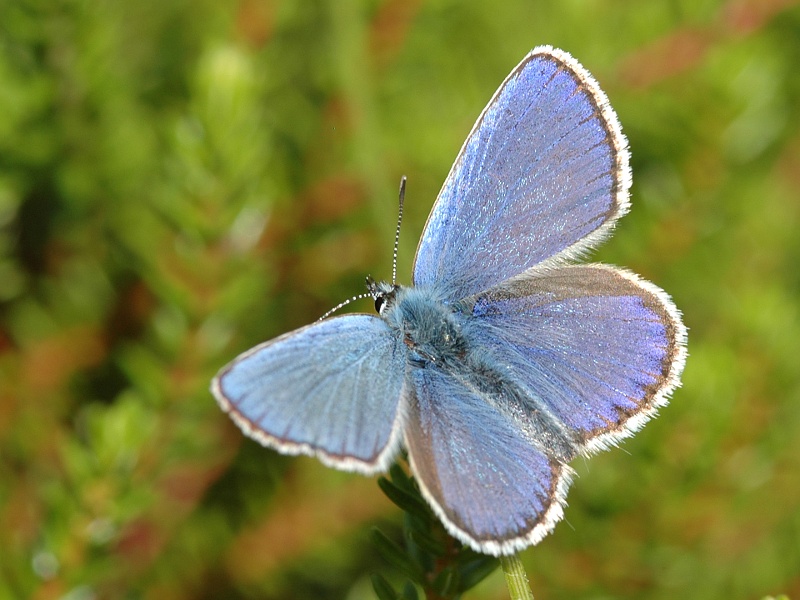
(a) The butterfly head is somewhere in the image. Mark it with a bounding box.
[366,276,400,315]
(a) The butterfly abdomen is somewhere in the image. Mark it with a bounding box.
[387,286,579,463]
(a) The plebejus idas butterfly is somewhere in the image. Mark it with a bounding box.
[211,46,687,556]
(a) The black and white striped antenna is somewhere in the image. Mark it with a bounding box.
[318,176,407,321]
[392,175,406,286]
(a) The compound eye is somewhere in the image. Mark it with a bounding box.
[374,295,385,314]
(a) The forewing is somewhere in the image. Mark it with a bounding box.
[467,264,687,452]
[405,364,573,556]
[413,46,630,301]
[211,314,407,474]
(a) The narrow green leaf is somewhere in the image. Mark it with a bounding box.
[401,581,420,600]
[371,527,424,581]
[378,476,430,516]
[405,520,446,557]
[431,566,457,596]
[456,555,500,592]
[387,461,422,497]
[371,573,399,600]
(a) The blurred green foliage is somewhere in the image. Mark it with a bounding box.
[1,0,799,598]
[371,462,499,599]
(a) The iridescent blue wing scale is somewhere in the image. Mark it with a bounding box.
[212,315,407,474]
[403,47,686,554]
[403,265,685,554]
[466,264,687,454]
[413,46,630,302]
[404,365,573,555]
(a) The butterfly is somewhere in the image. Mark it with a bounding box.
[211,45,687,556]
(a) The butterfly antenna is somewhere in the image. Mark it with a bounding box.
[318,177,406,321]
[392,175,406,285]
[317,292,373,322]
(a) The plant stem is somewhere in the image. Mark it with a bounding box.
[499,554,534,600]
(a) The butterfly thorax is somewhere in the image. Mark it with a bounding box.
[370,282,467,368]
[373,281,580,461]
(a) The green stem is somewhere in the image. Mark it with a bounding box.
[499,554,534,600]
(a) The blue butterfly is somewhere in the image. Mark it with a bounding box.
[211,45,687,556]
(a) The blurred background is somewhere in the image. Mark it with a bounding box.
[1,0,799,598]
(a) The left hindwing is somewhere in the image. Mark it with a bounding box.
[404,363,573,556]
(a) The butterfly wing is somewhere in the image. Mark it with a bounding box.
[404,364,573,556]
[211,314,407,474]
[466,264,687,453]
[413,46,630,302]
[403,265,685,554]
